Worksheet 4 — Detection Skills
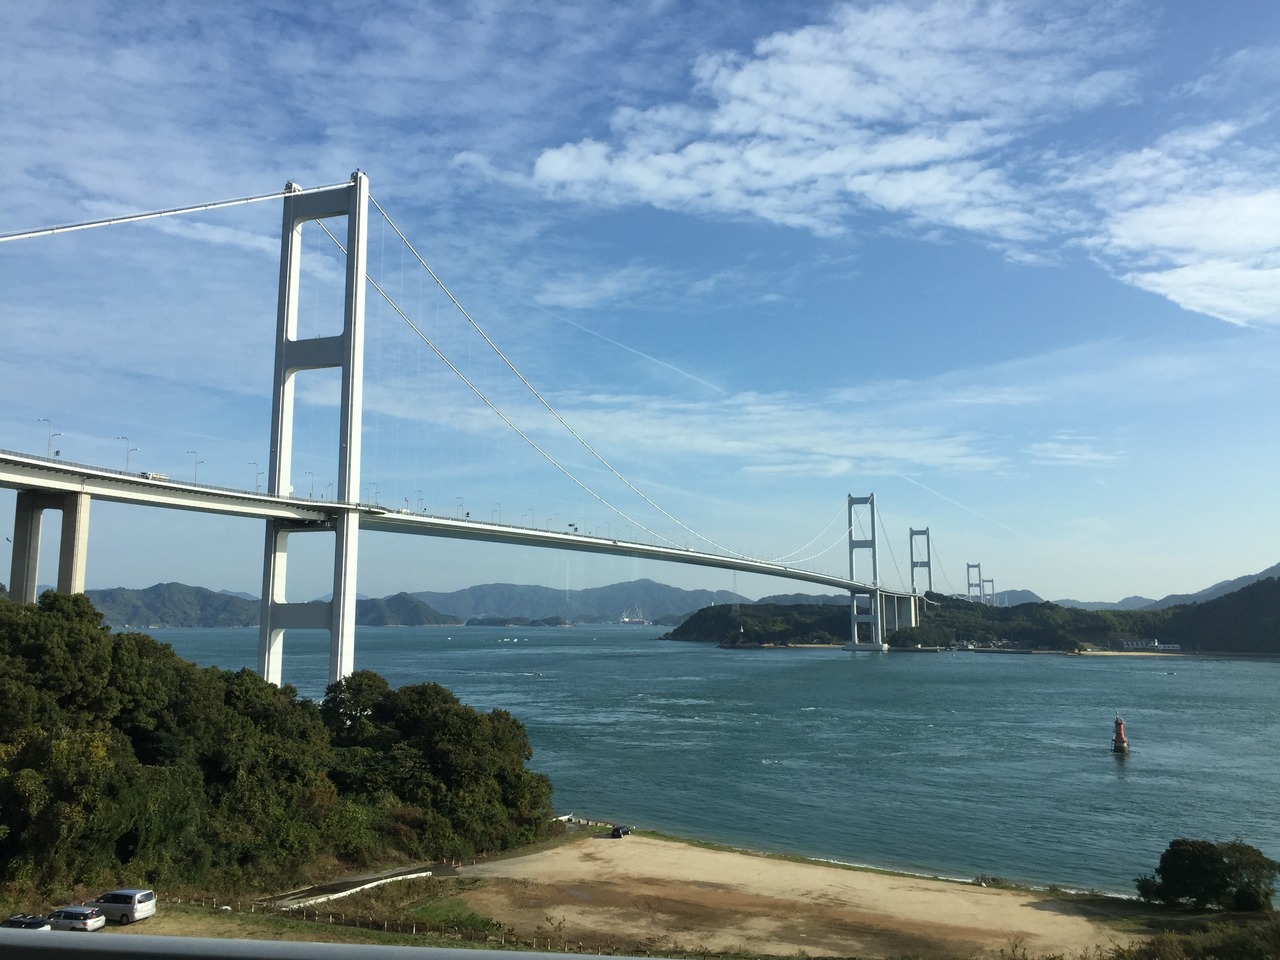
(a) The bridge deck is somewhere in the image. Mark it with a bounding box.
[0,450,910,597]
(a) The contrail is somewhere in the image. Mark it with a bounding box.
[542,308,727,394]
[897,474,1031,541]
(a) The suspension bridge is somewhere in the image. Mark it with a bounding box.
[1,173,944,685]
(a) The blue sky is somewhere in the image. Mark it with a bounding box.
[3,0,1280,604]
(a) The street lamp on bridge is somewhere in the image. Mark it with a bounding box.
[249,461,263,493]
[186,450,204,483]
[38,418,62,457]
[116,436,138,472]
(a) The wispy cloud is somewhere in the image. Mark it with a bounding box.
[1025,432,1122,467]
[516,1,1136,242]
[450,0,1280,329]
[534,265,658,309]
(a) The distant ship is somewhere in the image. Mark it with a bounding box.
[619,608,651,625]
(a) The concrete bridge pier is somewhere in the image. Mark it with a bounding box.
[879,591,919,635]
[7,489,90,603]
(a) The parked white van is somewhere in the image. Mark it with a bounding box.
[89,889,156,924]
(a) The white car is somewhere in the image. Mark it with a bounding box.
[89,888,157,924]
[46,906,106,931]
[1,914,51,930]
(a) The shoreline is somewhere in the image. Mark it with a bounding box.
[455,825,1138,958]
[567,818,1132,897]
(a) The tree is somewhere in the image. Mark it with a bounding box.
[1137,837,1279,910]
[0,592,555,891]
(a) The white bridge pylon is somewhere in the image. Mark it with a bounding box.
[847,493,919,650]
[3,173,927,684]
[258,172,369,687]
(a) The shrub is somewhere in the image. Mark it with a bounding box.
[1136,837,1279,911]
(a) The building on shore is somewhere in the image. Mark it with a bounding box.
[1121,638,1181,652]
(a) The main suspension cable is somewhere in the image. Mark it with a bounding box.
[0,180,351,244]
[315,219,670,547]
[367,195,755,559]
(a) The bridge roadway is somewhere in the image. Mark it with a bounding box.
[0,450,903,598]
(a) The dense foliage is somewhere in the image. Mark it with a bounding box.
[663,603,850,646]
[0,592,552,894]
[1108,915,1280,960]
[887,593,1112,651]
[1136,838,1279,911]
[665,576,1280,653]
[1128,577,1280,654]
[886,578,1280,653]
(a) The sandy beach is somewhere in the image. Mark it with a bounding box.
[457,829,1135,958]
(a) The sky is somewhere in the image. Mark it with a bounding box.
[3,0,1280,605]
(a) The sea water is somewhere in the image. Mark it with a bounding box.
[150,624,1280,894]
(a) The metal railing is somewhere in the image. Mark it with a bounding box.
[0,930,631,960]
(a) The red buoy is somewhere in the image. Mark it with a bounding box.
[1111,713,1129,754]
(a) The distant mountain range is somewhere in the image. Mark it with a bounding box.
[9,561,1273,629]
[83,583,459,630]
[410,578,744,623]
[76,578,748,629]
[989,561,1280,611]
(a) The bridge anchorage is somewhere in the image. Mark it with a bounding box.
[3,172,926,685]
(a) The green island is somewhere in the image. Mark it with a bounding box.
[666,577,1280,654]
[1,590,1278,959]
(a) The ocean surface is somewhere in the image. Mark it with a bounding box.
[150,624,1280,894]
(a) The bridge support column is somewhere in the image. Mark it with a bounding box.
[8,489,90,602]
[848,493,885,649]
[881,592,915,634]
[258,171,368,687]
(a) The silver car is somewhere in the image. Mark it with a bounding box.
[88,889,157,924]
[46,906,105,932]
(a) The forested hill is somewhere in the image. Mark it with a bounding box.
[413,578,745,622]
[84,583,460,628]
[664,603,851,646]
[666,578,1280,653]
[0,592,553,894]
[82,580,735,627]
[900,578,1280,653]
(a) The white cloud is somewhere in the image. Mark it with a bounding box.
[1025,433,1121,467]
[535,265,657,309]
[1071,120,1280,325]
[523,1,1135,240]
[1123,260,1280,326]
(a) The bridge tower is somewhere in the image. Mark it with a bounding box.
[967,562,983,603]
[909,527,933,594]
[847,494,890,649]
[259,172,368,686]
